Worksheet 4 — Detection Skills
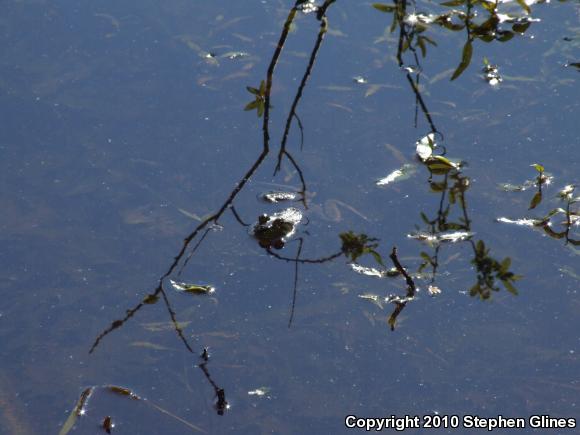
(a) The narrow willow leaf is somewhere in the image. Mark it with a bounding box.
[531,163,544,173]
[451,40,473,81]
[441,0,465,5]
[246,86,259,95]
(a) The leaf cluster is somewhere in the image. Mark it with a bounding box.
[244,80,267,117]
[470,240,521,299]
[340,231,385,266]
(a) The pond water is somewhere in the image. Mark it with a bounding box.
[1,0,579,434]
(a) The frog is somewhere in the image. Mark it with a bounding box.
[250,207,303,249]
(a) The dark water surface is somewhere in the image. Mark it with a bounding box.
[1,0,579,434]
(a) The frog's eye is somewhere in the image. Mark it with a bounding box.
[273,240,285,250]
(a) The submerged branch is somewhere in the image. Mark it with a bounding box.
[389,247,416,297]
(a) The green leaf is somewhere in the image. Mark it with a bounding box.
[496,31,515,43]
[257,101,265,117]
[370,250,385,267]
[373,3,396,13]
[451,40,473,81]
[59,387,94,435]
[143,293,159,304]
[499,258,511,274]
[417,36,427,58]
[430,181,446,192]
[515,0,531,14]
[170,279,215,295]
[420,252,433,264]
[426,156,459,172]
[529,191,543,210]
[531,163,544,173]
[512,22,531,33]
[246,86,259,95]
[502,279,519,295]
[244,100,259,111]
[441,0,465,5]
[422,35,437,47]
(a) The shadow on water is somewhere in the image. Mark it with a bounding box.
[44,0,579,432]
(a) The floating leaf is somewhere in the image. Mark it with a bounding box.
[221,51,249,60]
[427,285,442,296]
[260,191,298,203]
[408,230,473,245]
[349,263,387,278]
[376,164,417,186]
[415,133,436,161]
[170,280,215,295]
[373,3,396,13]
[496,217,543,227]
[130,341,169,351]
[248,387,271,397]
[559,184,575,199]
[358,293,385,309]
[426,155,460,173]
[141,321,191,332]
